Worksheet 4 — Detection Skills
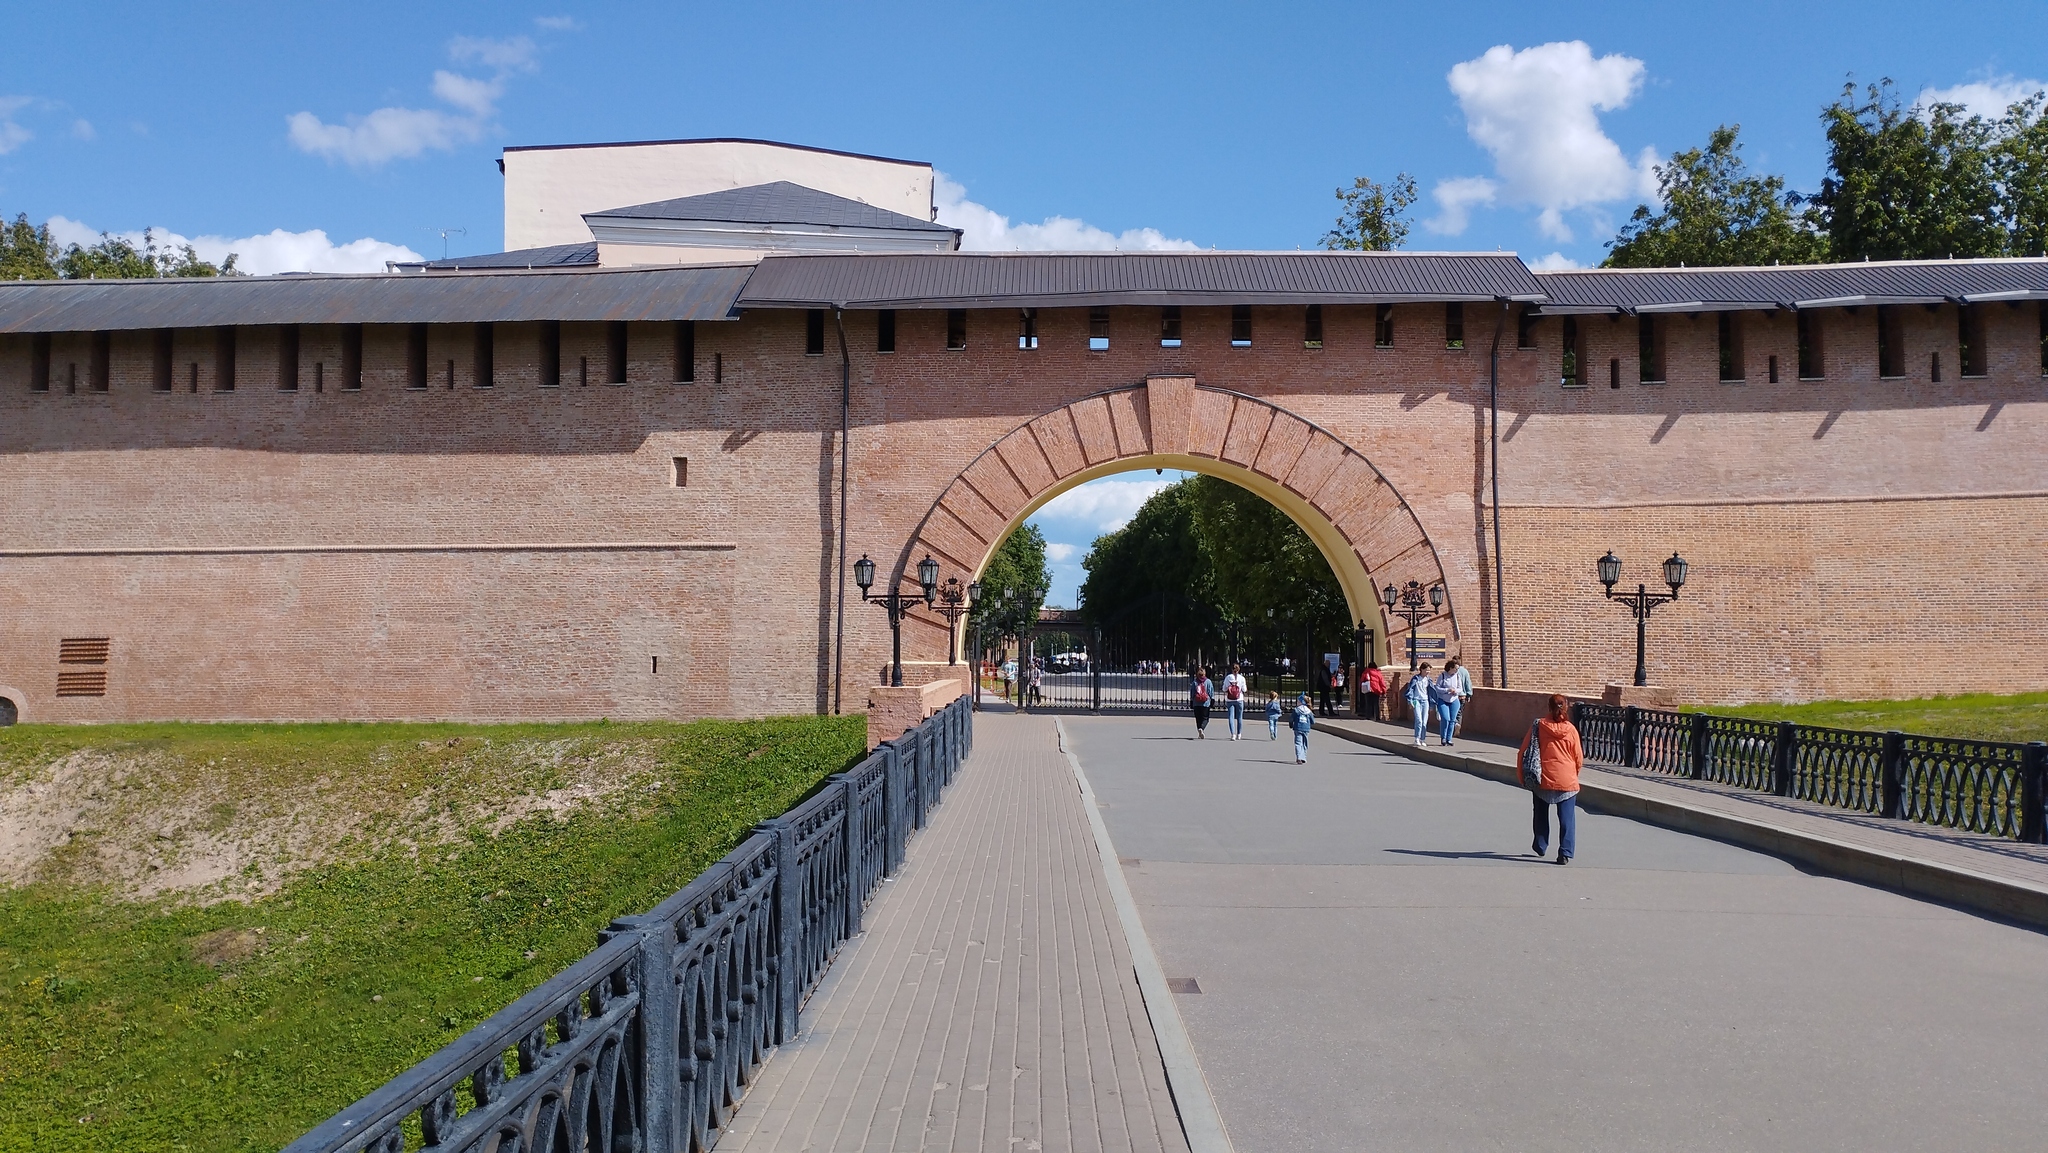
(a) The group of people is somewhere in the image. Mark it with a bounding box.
[1402,658,1472,747]
[1187,664,1320,763]
[1184,658,1585,864]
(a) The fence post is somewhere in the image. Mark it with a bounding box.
[1622,706,1641,768]
[1688,712,1708,780]
[612,916,676,1152]
[1881,730,1906,819]
[880,741,906,874]
[761,817,801,1042]
[1773,721,1798,797]
[963,695,975,757]
[2022,742,2047,844]
[839,775,862,937]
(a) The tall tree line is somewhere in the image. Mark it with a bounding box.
[0,215,237,279]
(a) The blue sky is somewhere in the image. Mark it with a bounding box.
[2,0,2040,597]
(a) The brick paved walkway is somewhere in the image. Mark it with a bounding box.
[718,710,1191,1153]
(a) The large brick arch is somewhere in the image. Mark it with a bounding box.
[895,375,1458,665]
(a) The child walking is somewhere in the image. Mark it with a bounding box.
[1265,693,1283,740]
[1290,693,1315,763]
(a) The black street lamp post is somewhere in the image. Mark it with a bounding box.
[933,576,982,664]
[1597,550,1689,687]
[1381,580,1446,671]
[854,552,940,687]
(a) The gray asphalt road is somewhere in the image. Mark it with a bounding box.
[1060,714,2048,1153]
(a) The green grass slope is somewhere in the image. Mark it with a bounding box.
[1689,692,2048,745]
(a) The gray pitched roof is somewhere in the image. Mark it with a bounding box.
[0,264,752,332]
[1535,258,2048,313]
[399,242,599,271]
[735,251,1546,309]
[586,181,956,235]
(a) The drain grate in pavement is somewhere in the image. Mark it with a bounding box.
[1165,977,1202,994]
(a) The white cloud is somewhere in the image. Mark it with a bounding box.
[1032,477,1177,533]
[534,15,581,31]
[1441,41,1659,240]
[288,34,535,167]
[936,174,1198,252]
[1045,542,1080,563]
[1918,76,2045,121]
[70,118,94,141]
[46,216,422,275]
[1527,251,1581,271]
[1426,176,1498,236]
[0,96,34,154]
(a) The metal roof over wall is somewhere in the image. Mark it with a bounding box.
[0,264,755,333]
[1535,258,2048,313]
[589,182,958,235]
[734,251,1547,309]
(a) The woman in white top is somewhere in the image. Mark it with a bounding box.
[1222,663,1250,740]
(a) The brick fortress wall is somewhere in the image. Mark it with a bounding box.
[1,298,2043,720]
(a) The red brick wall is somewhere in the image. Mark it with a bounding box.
[1,298,2043,721]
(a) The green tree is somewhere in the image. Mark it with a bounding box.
[1604,125,1829,267]
[1813,79,2004,260]
[1184,476,1350,644]
[1077,482,1222,652]
[970,523,1050,639]
[1991,91,2048,256]
[0,213,58,279]
[53,227,239,279]
[1320,173,1418,251]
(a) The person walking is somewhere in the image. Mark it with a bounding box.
[1404,664,1434,746]
[1290,692,1315,763]
[1029,661,1044,706]
[1317,658,1335,717]
[1363,661,1387,723]
[1428,665,1461,746]
[1520,694,1586,864]
[1265,692,1283,740]
[1189,667,1214,738]
[1222,663,1249,740]
[1447,657,1473,737]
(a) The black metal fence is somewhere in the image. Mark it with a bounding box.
[282,697,974,1153]
[1572,702,2048,843]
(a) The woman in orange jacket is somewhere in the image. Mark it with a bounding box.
[1518,694,1585,864]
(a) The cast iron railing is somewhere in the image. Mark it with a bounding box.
[1570,702,2048,843]
[282,696,973,1153]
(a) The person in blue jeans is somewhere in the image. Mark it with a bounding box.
[1428,666,1462,746]
[1221,663,1249,740]
[1404,664,1435,745]
[1265,693,1283,739]
[1289,693,1315,763]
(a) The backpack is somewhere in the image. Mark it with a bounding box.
[1225,678,1241,701]
[1291,705,1314,733]
[1520,720,1544,789]
[1193,681,1210,704]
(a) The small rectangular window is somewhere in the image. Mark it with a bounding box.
[277,325,299,391]
[152,329,173,392]
[1609,357,1620,389]
[672,456,688,487]
[876,309,896,354]
[341,324,362,390]
[2039,301,2047,375]
[30,332,50,392]
[1018,308,1038,350]
[1159,306,1182,348]
[1717,313,1744,381]
[946,309,967,350]
[1958,304,1987,377]
[1768,354,1779,384]
[1517,306,1538,349]
[65,361,77,394]
[90,330,111,392]
[1878,306,1905,378]
[1375,304,1395,348]
[445,359,455,389]
[805,309,826,356]
[214,327,236,391]
[1561,317,1580,388]
[538,320,561,388]
[407,323,429,389]
[1930,350,1942,382]
[1230,305,1252,348]
[1444,302,1464,350]
[314,361,324,393]
[1302,304,1323,349]
[1797,311,1824,379]
[188,362,199,393]
[1638,315,1665,383]
[473,323,494,388]
[713,352,723,383]
[674,320,694,382]
[607,321,629,384]
[1089,307,1110,351]
[579,355,589,387]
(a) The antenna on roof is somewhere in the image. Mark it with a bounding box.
[435,227,467,260]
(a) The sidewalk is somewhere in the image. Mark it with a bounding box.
[1319,715,2048,930]
[718,711,1191,1153]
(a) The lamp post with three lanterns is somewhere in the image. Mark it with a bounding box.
[1381,580,1445,671]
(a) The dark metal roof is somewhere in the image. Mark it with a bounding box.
[587,182,956,234]
[398,242,598,271]
[501,136,931,169]
[735,251,1547,309]
[1535,258,2048,313]
[0,264,753,332]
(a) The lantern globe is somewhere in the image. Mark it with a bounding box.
[1596,550,1622,590]
[1381,583,1398,608]
[853,554,876,592]
[918,554,940,592]
[1663,552,1689,592]
[1428,584,1445,609]
[967,580,983,607]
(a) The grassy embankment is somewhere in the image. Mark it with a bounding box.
[1690,692,2048,745]
[0,716,864,1153]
